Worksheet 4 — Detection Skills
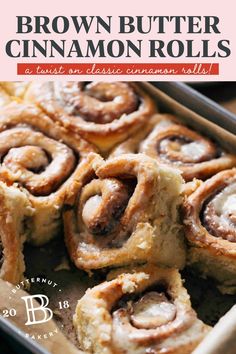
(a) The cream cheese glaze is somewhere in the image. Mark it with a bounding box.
[111,114,236,181]
[25,82,156,152]
[0,102,95,245]
[64,153,186,271]
[183,168,236,294]
[130,292,177,329]
[203,182,236,242]
[74,265,210,354]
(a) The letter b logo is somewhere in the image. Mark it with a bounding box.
[21,295,53,326]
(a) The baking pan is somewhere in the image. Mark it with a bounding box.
[151,82,236,136]
[0,82,236,354]
[0,316,49,354]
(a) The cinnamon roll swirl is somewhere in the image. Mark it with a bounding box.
[0,182,33,284]
[0,102,95,245]
[74,265,210,354]
[64,153,185,271]
[111,114,236,181]
[183,169,236,294]
[25,82,156,152]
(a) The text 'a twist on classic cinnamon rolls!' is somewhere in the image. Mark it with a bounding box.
[0,102,96,245]
[63,153,186,271]
[111,114,236,182]
[24,82,156,152]
[74,265,210,354]
[183,169,236,294]
[0,182,33,284]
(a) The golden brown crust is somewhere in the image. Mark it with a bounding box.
[183,169,236,293]
[0,182,33,284]
[63,153,185,271]
[111,114,236,181]
[0,86,11,107]
[74,265,210,354]
[24,82,156,152]
[0,102,96,245]
[0,82,30,99]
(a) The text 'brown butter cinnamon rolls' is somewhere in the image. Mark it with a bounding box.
[74,265,210,354]
[0,182,33,284]
[0,102,96,245]
[63,153,185,271]
[24,82,156,152]
[183,169,236,294]
[111,114,236,181]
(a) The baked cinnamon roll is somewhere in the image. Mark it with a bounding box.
[64,153,185,271]
[0,102,95,245]
[111,114,236,181]
[0,182,33,284]
[183,169,236,294]
[25,82,156,152]
[0,86,11,107]
[0,82,30,99]
[74,265,210,354]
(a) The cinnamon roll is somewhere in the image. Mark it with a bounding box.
[111,114,236,181]
[25,82,156,152]
[183,169,236,294]
[74,265,210,354]
[0,102,95,245]
[0,86,11,107]
[0,182,33,284]
[64,153,185,271]
[0,82,30,99]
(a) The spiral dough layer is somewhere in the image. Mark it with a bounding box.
[183,168,236,294]
[25,82,156,152]
[0,182,33,284]
[111,114,236,181]
[74,265,210,354]
[63,153,185,271]
[0,102,95,245]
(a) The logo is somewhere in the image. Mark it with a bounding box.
[22,295,53,326]
[1,277,70,341]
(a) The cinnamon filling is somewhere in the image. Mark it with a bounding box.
[79,177,136,247]
[158,135,217,164]
[202,181,236,242]
[71,82,139,124]
[3,146,50,173]
[0,127,77,196]
[113,287,176,330]
[130,292,176,329]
